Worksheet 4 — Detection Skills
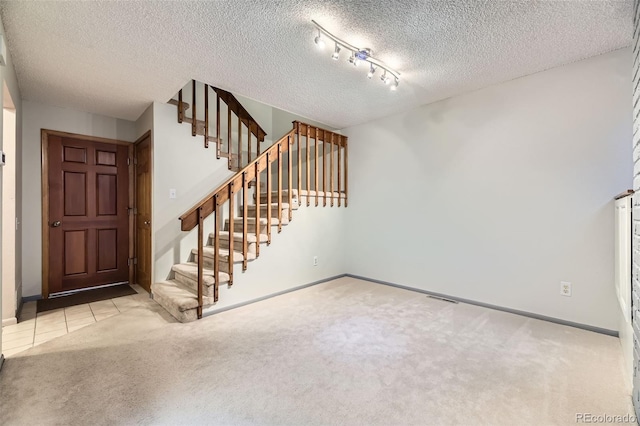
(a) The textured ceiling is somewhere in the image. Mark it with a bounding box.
[0,1,633,129]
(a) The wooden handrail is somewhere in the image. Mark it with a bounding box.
[177,119,348,319]
[174,80,268,171]
[214,87,267,143]
[179,128,296,231]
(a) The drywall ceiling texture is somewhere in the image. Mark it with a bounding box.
[0,1,633,128]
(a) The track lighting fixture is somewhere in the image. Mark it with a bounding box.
[312,19,400,91]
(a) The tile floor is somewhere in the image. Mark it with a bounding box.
[2,285,148,358]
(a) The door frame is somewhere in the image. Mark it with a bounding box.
[41,129,134,299]
[133,130,153,291]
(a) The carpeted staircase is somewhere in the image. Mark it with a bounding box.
[151,80,347,322]
[152,191,298,322]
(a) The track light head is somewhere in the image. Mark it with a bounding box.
[314,31,325,49]
[348,52,359,66]
[367,64,376,79]
[331,44,340,60]
[390,78,399,91]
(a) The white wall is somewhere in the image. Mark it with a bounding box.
[21,101,137,297]
[344,48,632,331]
[205,204,346,314]
[135,103,153,141]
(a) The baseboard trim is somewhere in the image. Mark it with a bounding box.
[22,295,41,303]
[203,274,348,318]
[1,318,17,327]
[346,274,619,337]
[0,354,4,373]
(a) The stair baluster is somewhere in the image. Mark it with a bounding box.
[227,106,232,169]
[315,127,319,207]
[297,122,302,200]
[266,152,272,245]
[204,84,209,148]
[248,119,252,163]
[242,171,248,271]
[337,137,341,208]
[192,80,197,137]
[237,115,242,169]
[306,123,310,207]
[228,182,235,286]
[330,133,334,207]
[323,130,327,207]
[277,144,283,233]
[197,207,204,319]
[216,92,221,159]
[287,135,293,222]
[344,136,348,207]
[213,195,220,302]
[255,162,261,258]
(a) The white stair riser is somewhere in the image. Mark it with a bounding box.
[202,256,231,274]
[210,238,257,254]
[244,205,289,217]
[224,219,268,235]
[253,191,300,210]
[152,291,197,323]
[173,272,216,299]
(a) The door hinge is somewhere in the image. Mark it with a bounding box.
[128,258,138,266]
[128,207,138,215]
[127,157,138,166]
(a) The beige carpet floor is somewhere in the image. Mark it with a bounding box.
[0,277,633,425]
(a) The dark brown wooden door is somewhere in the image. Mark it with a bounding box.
[135,134,152,292]
[48,135,129,294]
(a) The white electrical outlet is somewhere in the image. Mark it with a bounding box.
[169,188,177,199]
[560,281,572,297]
[313,256,318,266]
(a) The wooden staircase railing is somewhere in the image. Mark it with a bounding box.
[178,120,348,319]
[169,80,267,170]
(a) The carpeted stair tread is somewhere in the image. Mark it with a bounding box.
[246,202,290,209]
[257,188,298,198]
[226,216,288,226]
[243,204,291,218]
[172,262,229,286]
[192,246,256,262]
[298,190,346,198]
[210,231,268,244]
[226,217,268,224]
[152,280,202,313]
[256,190,298,204]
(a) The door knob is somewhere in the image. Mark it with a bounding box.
[144,220,151,226]
[51,221,61,227]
